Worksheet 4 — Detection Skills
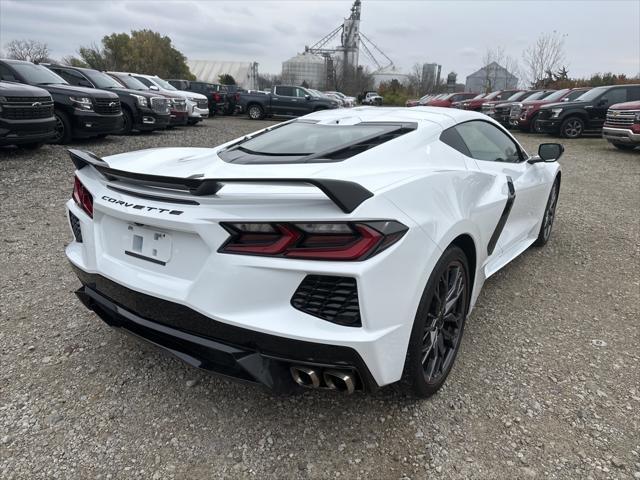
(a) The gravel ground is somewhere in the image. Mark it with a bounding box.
[1,116,639,480]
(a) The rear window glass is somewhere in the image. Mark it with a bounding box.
[219,121,415,164]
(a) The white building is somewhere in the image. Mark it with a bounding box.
[281,53,327,89]
[465,62,518,93]
[188,60,259,89]
[372,67,409,88]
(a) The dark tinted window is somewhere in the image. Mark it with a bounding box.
[455,121,522,163]
[9,63,67,85]
[134,76,154,87]
[110,74,148,90]
[54,68,90,86]
[0,64,18,81]
[629,87,640,101]
[566,89,587,101]
[275,86,294,96]
[603,87,627,105]
[440,127,471,157]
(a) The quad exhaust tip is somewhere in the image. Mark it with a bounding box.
[290,366,320,389]
[323,369,356,395]
[290,366,356,394]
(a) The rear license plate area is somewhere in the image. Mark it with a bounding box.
[124,224,172,265]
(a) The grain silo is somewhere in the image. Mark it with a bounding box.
[281,53,326,89]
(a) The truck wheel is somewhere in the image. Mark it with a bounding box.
[247,104,264,120]
[120,108,134,135]
[612,143,636,151]
[19,142,44,150]
[560,116,584,138]
[530,113,543,133]
[52,110,72,144]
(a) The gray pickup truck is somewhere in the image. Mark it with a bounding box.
[239,85,340,120]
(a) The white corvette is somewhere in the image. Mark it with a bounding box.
[66,107,562,397]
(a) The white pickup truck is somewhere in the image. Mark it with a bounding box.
[361,91,384,106]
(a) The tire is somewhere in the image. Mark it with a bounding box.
[402,246,470,398]
[560,116,585,138]
[52,109,72,144]
[530,113,543,133]
[533,177,560,247]
[612,143,636,151]
[247,104,264,120]
[120,108,133,135]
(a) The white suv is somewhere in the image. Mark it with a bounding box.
[120,73,209,124]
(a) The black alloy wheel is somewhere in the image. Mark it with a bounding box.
[533,177,560,247]
[560,117,584,138]
[420,260,467,384]
[53,110,72,144]
[403,246,469,398]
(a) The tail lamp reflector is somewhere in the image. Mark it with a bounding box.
[219,221,407,261]
[72,176,93,218]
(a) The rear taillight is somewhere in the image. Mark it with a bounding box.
[219,221,407,261]
[234,93,240,102]
[213,93,221,102]
[72,176,93,218]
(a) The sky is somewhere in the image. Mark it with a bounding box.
[1,0,639,82]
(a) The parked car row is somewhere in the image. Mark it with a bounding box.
[405,84,640,150]
[239,85,341,120]
[0,58,224,149]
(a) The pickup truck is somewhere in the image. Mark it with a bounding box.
[537,84,640,138]
[602,101,640,150]
[167,79,231,115]
[361,91,383,106]
[239,85,339,120]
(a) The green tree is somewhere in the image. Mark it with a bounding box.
[218,74,237,85]
[68,30,194,79]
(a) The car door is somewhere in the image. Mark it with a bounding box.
[454,120,550,257]
[272,86,303,116]
[588,87,628,129]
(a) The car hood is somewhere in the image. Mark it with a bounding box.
[540,100,588,110]
[38,83,119,99]
[609,100,640,110]
[0,81,52,97]
[106,87,159,99]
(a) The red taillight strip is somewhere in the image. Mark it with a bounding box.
[219,221,407,261]
[72,176,93,218]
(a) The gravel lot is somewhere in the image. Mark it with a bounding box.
[1,116,638,480]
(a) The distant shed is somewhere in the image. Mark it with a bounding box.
[188,60,259,89]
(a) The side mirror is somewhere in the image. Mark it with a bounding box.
[149,85,160,91]
[305,94,311,100]
[530,143,564,163]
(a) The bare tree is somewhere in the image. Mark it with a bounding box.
[407,63,423,96]
[5,39,50,63]
[522,32,566,88]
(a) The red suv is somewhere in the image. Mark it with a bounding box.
[426,92,477,107]
[602,101,640,150]
[515,87,590,132]
[454,90,521,111]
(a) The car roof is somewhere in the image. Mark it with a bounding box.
[304,106,489,130]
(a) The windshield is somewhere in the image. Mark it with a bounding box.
[523,91,547,101]
[12,63,67,85]
[83,70,123,89]
[507,92,527,101]
[473,93,485,99]
[221,121,408,163]
[110,74,148,90]
[152,77,177,90]
[573,86,608,101]
[538,89,569,102]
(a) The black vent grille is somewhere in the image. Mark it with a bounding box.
[1,104,54,120]
[291,275,361,327]
[322,128,414,161]
[94,98,122,115]
[4,96,51,103]
[69,211,82,242]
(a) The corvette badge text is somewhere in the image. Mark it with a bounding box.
[101,196,184,215]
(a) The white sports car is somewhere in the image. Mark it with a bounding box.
[66,107,563,397]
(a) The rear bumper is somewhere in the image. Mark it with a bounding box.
[72,111,123,138]
[72,265,378,393]
[0,116,56,145]
[602,126,640,144]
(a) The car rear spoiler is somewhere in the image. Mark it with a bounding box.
[69,149,373,214]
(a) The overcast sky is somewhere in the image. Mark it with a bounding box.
[1,0,638,81]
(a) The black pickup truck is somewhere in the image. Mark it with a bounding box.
[46,65,170,134]
[0,59,123,143]
[239,85,340,120]
[537,84,640,138]
[167,79,231,115]
[0,81,57,148]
